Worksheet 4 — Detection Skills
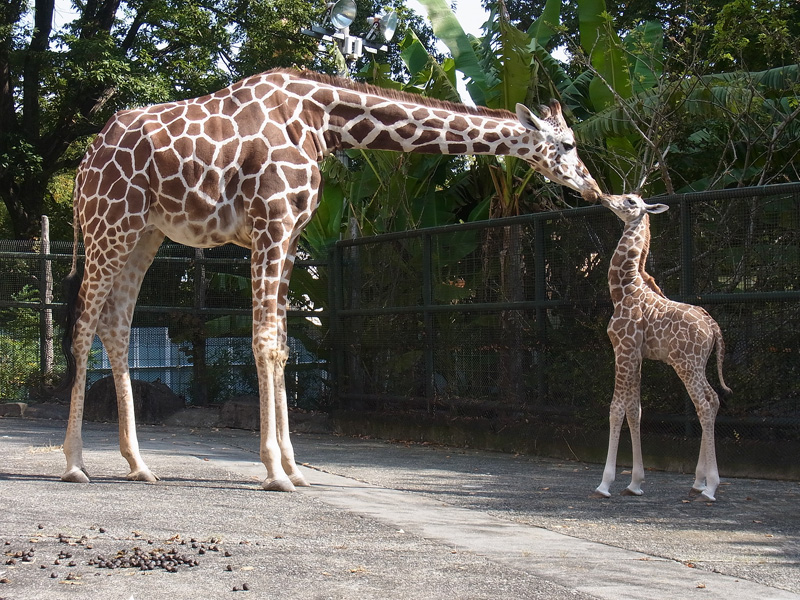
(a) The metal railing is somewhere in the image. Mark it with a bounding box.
[1,183,798,476]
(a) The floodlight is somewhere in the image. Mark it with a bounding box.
[328,0,357,30]
[379,11,398,42]
[366,10,398,42]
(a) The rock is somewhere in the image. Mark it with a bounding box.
[23,403,69,420]
[84,377,185,424]
[220,396,260,430]
[164,407,221,428]
[0,402,27,417]
[220,396,331,433]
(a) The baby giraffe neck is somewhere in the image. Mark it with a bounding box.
[609,214,649,296]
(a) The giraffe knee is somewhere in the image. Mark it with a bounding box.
[268,347,289,365]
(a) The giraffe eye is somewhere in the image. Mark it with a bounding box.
[563,142,575,151]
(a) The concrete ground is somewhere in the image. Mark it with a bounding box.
[1,416,798,599]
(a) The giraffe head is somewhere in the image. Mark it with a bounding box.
[600,193,669,224]
[515,101,602,202]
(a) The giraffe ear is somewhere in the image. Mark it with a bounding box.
[646,203,669,214]
[516,104,548,133]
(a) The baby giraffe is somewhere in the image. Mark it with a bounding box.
[593,194,731,502]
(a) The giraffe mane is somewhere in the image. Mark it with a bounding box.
[272,68,516,121]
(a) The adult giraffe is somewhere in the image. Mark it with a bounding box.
[61,68,602,491]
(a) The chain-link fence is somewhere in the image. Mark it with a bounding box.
[0,240,330,409]
[1,184,798,477]
[329,184,800,478]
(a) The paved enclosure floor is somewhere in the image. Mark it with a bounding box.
[1,417,798,599]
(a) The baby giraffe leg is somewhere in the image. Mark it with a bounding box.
[595,351,643,497]
[675,366,721,501]
[593,399,625,498]
[621,401,645,496]
[692,383,721,501]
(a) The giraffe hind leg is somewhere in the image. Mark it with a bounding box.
[675,365,720,502]
[693,382,720,501]
[95,229,164,482]
[62,274,116,483]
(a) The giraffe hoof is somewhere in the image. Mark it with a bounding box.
[688,487,704,497]
[696,491,716,502]
[61,467,90,483]
[590,490,611,499]
[262,477,296,492]
[621,487,644,496]
[289,472,310,487]
[127,469,159,482]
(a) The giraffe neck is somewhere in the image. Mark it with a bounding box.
[281,73,534,159]
[609,214,650,302]
[328,97,527,157]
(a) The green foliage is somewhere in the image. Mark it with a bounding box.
[0,335,38,401]
[0,286,40,401]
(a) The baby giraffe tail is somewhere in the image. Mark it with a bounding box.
[712,321,732,396]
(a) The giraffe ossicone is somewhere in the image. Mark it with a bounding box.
[593,193,731,502]
[60,68,601,491]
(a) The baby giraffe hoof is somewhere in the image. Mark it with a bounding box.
[127,469,160,482]
[688,487,704,497]
[590,490,611,499]
[61,467,90,483]
[695,491,716,502]
[262,477,296,492]
[621,487,644,496]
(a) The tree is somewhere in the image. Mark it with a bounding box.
[0,0,438,240]
[564,0,800,194]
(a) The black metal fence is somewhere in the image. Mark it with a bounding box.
[1,183,798,477]
[328,184,800,478]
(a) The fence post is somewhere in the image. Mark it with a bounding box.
[679,197,695,435]
[533,218,547,404]
[679,197,694,298]
[343,219,365,401]
[39,215,54,382]
[191,248,209,405]
[328,244,342,407]
[422,233,435,409]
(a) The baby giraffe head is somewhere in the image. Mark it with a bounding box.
[600,193,669,224]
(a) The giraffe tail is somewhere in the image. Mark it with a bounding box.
[56,181,83,393]
[712,321,732,396]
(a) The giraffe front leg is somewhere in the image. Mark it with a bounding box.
[593,398,625,498]
[594,354,642,498]
[274,351,309,488]
[257,347,296,492]
[621,401,645,496]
